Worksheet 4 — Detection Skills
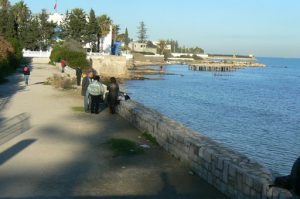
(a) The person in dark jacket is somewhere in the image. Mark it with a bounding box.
[107,77,119,114]
[23,65,30,86]
[81,72,93,112]
[76,67,82,86]
[291,157,300,195]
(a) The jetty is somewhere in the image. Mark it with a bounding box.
[189,61,266,72]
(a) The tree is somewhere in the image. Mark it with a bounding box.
[38,9,56,50]
[124,27,130,46]
[157,40,167,55]
[0,0,11,36]
[112,24,120,43]
[137,21,147,43]
[11,0,31,39]
[97,14,112,52]
[61,8,87,43]
[4,9,18,39]
[86,9,99,52]
[22,16,40,50]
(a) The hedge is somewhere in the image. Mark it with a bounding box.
[50,43,90,70]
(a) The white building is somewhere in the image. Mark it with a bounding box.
[128,42,157,54]
[48,13,64,25]
[83,25,113,53]
[47,13,112,53]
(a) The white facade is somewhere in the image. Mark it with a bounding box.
[48,13,64,25]
[83,25,112,53]
[171,53,208,59]
[101,25,113,53]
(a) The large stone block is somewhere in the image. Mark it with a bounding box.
[92,55,127,77]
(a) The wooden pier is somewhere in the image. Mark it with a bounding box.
[188,62,265,72]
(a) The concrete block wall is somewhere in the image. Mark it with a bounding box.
[116,100,296,199]
[91,55,128,77]
[55,63,76,77]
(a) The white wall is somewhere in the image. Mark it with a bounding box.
[172,53,208,59]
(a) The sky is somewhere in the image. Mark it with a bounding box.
[10,0,300,58]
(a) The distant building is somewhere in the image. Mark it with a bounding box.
[83,25,113,53]
[48,13,64,25]
[128,42,157,54]
[47,13,112,53]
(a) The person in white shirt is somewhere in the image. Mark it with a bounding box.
[88,75,105,114]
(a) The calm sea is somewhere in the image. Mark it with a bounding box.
[124,57,300,175]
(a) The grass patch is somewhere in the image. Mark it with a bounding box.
[72,106,84,112]
[142,133,159,146]
[107,138,144,156]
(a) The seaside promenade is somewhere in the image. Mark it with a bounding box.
[0,64,226,198]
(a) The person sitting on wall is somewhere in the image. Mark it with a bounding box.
[291,157,300,195]
[272,156,300,196]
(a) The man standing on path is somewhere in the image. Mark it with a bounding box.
[76,67,82,86]
[23,65,30,86]
[82,71,93,112]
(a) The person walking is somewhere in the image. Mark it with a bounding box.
[88,75,105,114]
[61,59,66,73]
[81,71,93,112]
[107,77,119,114]
[76,67,82,86]
[23,65,30,86]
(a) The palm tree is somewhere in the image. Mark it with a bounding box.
[112,24,120,43]
[97,15,112,52]
[11,0,31,38]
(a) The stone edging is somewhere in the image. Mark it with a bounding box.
[116,100,296,199]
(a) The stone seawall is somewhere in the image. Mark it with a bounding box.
[91,55,128,77]
[117,100,296,199]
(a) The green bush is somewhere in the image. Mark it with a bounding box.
[50,41,90,70]
[50,44,63,63]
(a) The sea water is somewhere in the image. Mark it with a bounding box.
[124,58,300,175]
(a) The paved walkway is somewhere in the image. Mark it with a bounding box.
[0,64,227,199]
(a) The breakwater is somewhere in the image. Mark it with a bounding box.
[117,100,295,199]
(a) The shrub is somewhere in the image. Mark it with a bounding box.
[50,44,63,63]
[0,37,23,82]
[50,41,90,70]
[51,74,76,90]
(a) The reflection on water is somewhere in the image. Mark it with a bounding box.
[124,58,300,175]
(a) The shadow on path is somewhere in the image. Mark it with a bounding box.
[0,139,36,166]
[0,113,31,146]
